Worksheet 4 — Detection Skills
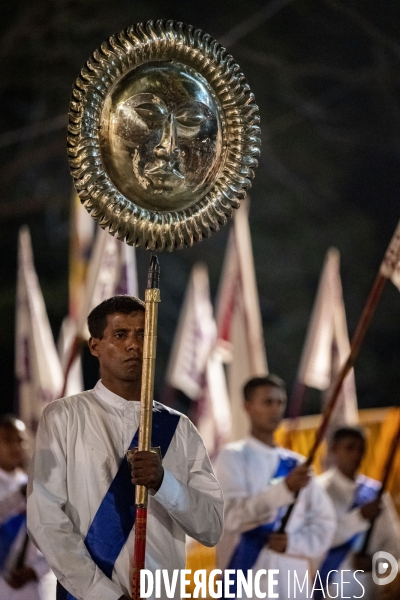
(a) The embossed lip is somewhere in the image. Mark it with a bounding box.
[144,161,184,183]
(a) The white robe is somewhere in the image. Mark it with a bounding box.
[317,467,400,600]
[0,468,55,600]
[214,437,337,600]
[27,380,224,600]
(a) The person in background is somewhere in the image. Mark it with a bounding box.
[214,374,336,600]
[0,414,54,600]
[317,426,400,600]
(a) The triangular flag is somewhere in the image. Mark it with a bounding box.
[216,199,268,441]
[167,263,217,400]
[197,348,232,459]
[293,248,358,428]
[15,227,64,429]
[166,263,231,457]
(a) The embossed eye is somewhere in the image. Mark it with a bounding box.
[134,103,167,123]
[175,108,206,127]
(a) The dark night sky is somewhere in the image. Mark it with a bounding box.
[1,0,400,416]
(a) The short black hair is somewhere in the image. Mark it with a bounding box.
[331,426,366,446]
[87,295,145,339]
[243,374,286,402]
[0,414,26,432]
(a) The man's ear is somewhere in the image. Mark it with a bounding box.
[88,337,100,357]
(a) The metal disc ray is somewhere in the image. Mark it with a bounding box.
[67,19,261,251]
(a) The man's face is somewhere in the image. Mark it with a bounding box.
[89,311,145,385]
[331,436,365,478]
[0,425,28,472]
[245,385,287,434]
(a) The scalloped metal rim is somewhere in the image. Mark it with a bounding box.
[67,19,261,251]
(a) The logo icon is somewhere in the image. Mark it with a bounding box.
[372,551,399,585]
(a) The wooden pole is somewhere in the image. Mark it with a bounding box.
[131,256,160,600]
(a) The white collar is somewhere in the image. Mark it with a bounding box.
[330,466,358,491]
[246,435,278,455]
[93,380,141,410]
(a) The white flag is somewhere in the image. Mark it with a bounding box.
[69,192,95,320]
[115,243,139,297]
[216,200,268,441]
[197,348,232,460]
[76,228,139,340]
[166,262,231,456]
[296,247,358,426]
[59,193,95,396]
[380,220,400,290]
[15,227,64,429]
[57,316,84,396]
[166,263,217,400]
[60,228,139,396]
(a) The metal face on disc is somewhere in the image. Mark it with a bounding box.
[101,60,222,212]
[68,20,261,251]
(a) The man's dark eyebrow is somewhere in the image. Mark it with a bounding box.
[111,326,145,333]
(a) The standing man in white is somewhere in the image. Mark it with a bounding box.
[214,374,336,600]
[27,295,223,600]
[317,426,400,600]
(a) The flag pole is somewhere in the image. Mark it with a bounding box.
[131,255,160,600]
[279,220,400,533]
[358,410,400,555]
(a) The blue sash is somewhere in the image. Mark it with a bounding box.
[226,453,299,594]
[57,404,180,600]
[313,477,380,600]
[0,512,26,573]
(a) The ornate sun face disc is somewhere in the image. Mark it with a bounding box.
[68,20,261,251]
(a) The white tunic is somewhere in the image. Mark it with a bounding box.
[0,468,54,600]
[317,467,400,600]
[214,437,337,600]
[27,381,223,600]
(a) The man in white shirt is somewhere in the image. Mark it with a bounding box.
[0,414,53,600]
[317,426,400,600]
[214,374,336,600]
[27,295,224,600]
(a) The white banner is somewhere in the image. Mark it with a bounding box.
[216,200,268,441]
[15,227,64,429]
[166,263,216,400]
[166,263,231,456]
[61,227,139,395]
[75,228,139,340]
[297,247,358,427]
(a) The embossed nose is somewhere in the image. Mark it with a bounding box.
[154,114,181,162]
